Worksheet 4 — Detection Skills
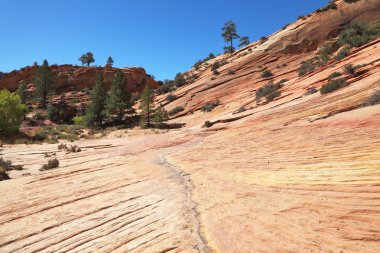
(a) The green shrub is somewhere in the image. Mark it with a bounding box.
[260,36,268,44]
[34,112,46,120]
[328,72,342,80]
[201,100,220,112]
[317,42,335,63]
[0,167,10,181]
[344,64,355,75]
[69,98,81,103]
[265,91,281,102]
[0,90,27,135]
[256,81,284,100]
[298,60,315,76]
[174,73,186,87]
[47,105,60,122]
[203,121,213,128]
[261,69,273,78]
[211,62,220,72]
[362,90,380,107]
[304,87,318,96]
[316,1,337,13]
[73,116,85,126]
[228,69,236,75]
[320,78,347,94]
[0,157,23,171]
[168,106,184,116]
[338,22,380,48]
[166,94,176,102]
[343,0,360,3]
[156,81,175,95]
[40,158,59,171]
[298,15,306,20]
[335,47,350,61]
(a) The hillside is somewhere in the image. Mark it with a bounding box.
[1,0,380,252]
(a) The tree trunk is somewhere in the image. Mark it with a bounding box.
[230,38,233,53]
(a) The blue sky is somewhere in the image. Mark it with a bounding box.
[0,0,329,80]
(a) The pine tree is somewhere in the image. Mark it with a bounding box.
[221,20,240,53]
[85,71,106,127]
[139,83,154,128]
[17,81,28,104]
[107,56,114,66]
[153,104,169,128]
[79,52,95,66]
[105,70,131,124]
[34,60,55,109]
[238,36,250,47]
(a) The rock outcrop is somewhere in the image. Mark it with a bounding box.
[0,65,158,93]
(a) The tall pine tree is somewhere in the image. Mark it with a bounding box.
[221,20,240,53]
[85,71,106,127]
[139,83,154,128]
[105,70,132,124]
[34,60,55,109]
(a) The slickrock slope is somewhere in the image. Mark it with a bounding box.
[0,133,211,253]
[1,0,380,252]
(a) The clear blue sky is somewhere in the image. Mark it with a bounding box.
[0,0,329,80]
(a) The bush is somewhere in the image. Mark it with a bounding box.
[73,116,85,126]
[47,105,60,122]
[168,106,184,116]
[40,158,59,171]
[156,81,175,95]
[211,62,220,72]
[338,22,380,48]
[298,60,315,76]
[265,91,281,102]
[335,47,350,61]
[201,100,220,112]
[344,64,355,75]
[362,90,380,107]
[316,1,337,12]
[261,69,273,78]
[166,94,176,102]
[260,36,268,44]
[0,90,27,136]
[320,78,347,94]
[34,112,46,120]
[304,87,318,96]
[256,81,284,101]
[203,121,213,128]
[0,167,10,181]
[317,42,335,63]
[174,73,186,87]
[228,69,236,75]
[0,157,24,171]
[328,72,342,80]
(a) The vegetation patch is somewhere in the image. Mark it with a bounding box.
[304,87,318,96]
[168,106,184,116]
[328,72,342,80]
[320,78,348,94]
[261,69,273,78]
[338,22,380,48]
[40,158,60,171]
[203,121,213,128]
[201,100,220,112]
[165,94,176,102]
[362,90,380,107]
[256,80,285,101]
[298,60,316,76]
